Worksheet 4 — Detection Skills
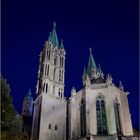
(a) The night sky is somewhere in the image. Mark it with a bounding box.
[2,0,139,130]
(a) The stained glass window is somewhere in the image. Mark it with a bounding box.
[96,97,108,134]
[114,101,121,134]
[80,99,86,136]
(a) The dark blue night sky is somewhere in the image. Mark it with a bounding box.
[2,0,139,130]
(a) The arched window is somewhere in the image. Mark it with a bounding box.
[47,65,49,76]
[45,64,47,75]
[96,96,108,134]
[46,83,48,93]
[48,50,50,60]
[114,101,121,134]
[43,83,45,92]
[53,68,56,80]
[60,57,64,68]
[80,99,86,136]
[54,57,57,65]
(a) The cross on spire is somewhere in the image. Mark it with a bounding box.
[47,22,59,47]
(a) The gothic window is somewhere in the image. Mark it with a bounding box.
[45,64,47,75]
[46,50,50,60]
[60,57,64,68]
[114,101,121,134]
[48,50,50,60]
[47,65,49,76]
[46,83,48,93]
[53,68,56,80]
[61,57,64,67]
[96,96,108,134]
[60,57,61,67]
[48,124,51,129]
[58,91,61,97]
[59,70,61,82]
[61,70,63,82]
[55,125,58,130]
[43,83,45,92]
[54,57,57,65]
[80,99,86,136]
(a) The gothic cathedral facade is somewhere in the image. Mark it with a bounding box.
[31,23,133,140]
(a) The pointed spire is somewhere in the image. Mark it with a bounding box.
[49,22,59,47]
[27,89,32,96]
[82,66,87,86]
[83,66,86,76]
[60,39,64,48]
[48,32,52,42]
[98,64,102,73]
[87,48,97,73]
[119,81,124,91]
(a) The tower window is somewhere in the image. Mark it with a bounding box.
[62,57,64,67]
[46,83,48,93]
[96,97,108,134]
[60,57,64,68]
[58,91,61,97]
[47,50,50,60]
[45,64,47,75]
[55,125,58,130]
[47,65,49,76]
[43,83,45,92]
[48,124,51,129]
[61,70,63,82]
[54,57,57,65]
[53,68,56,80]
[59,70,61,82]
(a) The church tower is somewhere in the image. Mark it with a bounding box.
[22,89,33,140]
[31,23,67,140]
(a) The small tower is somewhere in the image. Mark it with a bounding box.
[85,48,105,84]
[82,66,87,86]
[22,89,33,140]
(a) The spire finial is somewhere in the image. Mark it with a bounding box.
[50,22,59,47]
[60,38,64,48]
[28,89,32,96]
[53,22,56,28]
[98,63,102,72]
[119,81,124,91]
[89,48,92,53]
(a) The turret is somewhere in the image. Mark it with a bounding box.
[22,89,33,117]
[119,81,124,91]
[82,48,105,85]
[82,66,87,86]
[22,89,33,140]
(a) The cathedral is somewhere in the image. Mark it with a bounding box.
[31,23,134,140]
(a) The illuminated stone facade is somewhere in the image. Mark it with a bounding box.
[31,23,134,140]
[31,23,66,140]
